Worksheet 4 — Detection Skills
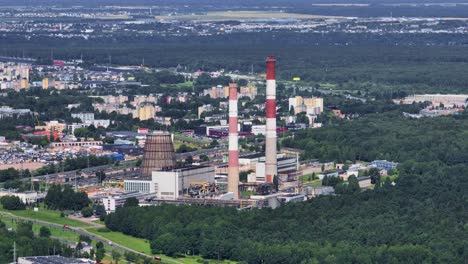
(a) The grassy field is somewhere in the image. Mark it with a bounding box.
[174,141,200,152]
[0,213,79,242]
[305,180,323,187]
[87,228,236,264]
[92,219,105,225]
[160,81,193,89]
[299,173,318,182]
[155,11,345,21]
[173,133,210,146]
[0,206,90,227]
[87,228,153,255]
[241,190,255,198]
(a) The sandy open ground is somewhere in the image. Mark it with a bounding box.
[0,162,44,171]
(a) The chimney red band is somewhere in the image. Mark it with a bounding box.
[228,150,239,166]
[229,83,237,99]
[266,56,276,80]
[266,99,276,118]
[229,117,237,133]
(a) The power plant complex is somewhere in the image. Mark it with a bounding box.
[111,56,303,211]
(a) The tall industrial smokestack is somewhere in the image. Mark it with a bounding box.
[265,56,277,183]
[228,83,239,199]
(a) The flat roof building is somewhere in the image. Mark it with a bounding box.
[18,255,94,264]
[102,191,155,213]
[152,165,215,200]
[124,165,216,200]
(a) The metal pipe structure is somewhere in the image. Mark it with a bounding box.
[228,83,239,199]
[265,56,277,183]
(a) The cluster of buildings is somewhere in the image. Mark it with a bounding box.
[70,112,110,129]
[0,59,146,92]
[289,96,324,114]
[288,95,324,124]
[400,94,468,118]
[99,58,305,212]
[201,84,257,99]
[401,94,468,107]
[0,62,30,91]
[32,113,111,139]
[39,63,144,90]
[0,106,31,119]
[92,94,192,122]
[92,94,161,121]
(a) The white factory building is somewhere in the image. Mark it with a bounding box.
[102,191,153,213]
[124,165,215,200]
[238,153,299,183]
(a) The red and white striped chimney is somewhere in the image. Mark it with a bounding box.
[265,56,277,183]
[228,83,239,199]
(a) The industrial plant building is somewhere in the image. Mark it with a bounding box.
[114,56,307,208]
[125,165,215,199]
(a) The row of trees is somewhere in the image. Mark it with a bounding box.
[0,221,74,263]
[44,185,90,211]
[0,195,25,210]
[35,155,113,176]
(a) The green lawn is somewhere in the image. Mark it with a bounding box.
[160,81,193,89]
[0,214,79,242]
[173,133,209,146]
[0,206,90,227]
[87,228,153,255]
[174,141,200,152]
[241,190,255,198]
[92,219,105,225]
[305,179,323,187]
[299,173,318,182]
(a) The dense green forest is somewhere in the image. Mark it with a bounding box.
[103,110,468,263]
[105,163,467,263]
[3,33,468,93]
[283,111,468,164]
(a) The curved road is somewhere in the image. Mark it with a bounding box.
[0,211,183,264]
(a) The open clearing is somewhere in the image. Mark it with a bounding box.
[0,162,44,171]
[87,228,153,255]
[0,206,90,227]
[155,11,345,21]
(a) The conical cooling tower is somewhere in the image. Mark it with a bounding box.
[141,131,176,177]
